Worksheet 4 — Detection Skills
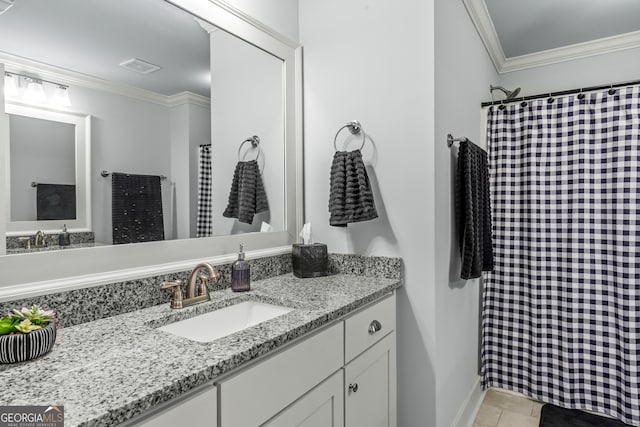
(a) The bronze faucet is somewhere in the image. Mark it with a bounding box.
[33,230,47,248]
[161,263,221,309]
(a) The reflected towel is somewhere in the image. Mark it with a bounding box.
[223,160,269,224]
[328,149,378,227]
[111,173,164,245]
[36,183,76,220]
[455,140,493,279]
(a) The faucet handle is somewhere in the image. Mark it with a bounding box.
[161,280,183,309]
[18,237,32,249]
[197,276,210,297]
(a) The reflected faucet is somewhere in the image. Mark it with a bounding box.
[33,230,47,248]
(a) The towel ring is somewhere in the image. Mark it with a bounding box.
[334,120,366,152]
[238,135,261,161]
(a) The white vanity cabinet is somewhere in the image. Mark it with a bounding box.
[130,293,396,427]
[263,370,344,427]
[217,322,344,427]
[344,295,397,427]
[344,333,396,427]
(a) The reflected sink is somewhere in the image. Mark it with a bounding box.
[157,301,294,343]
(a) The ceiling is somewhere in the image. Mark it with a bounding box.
[464,0,640,73]
[0,0,211,97]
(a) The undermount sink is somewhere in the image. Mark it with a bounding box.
[157,301,294,343]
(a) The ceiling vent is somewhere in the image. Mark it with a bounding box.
[119,58,161,75]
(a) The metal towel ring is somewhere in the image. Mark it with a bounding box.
[238,135,261,161]
[334,120,366,152]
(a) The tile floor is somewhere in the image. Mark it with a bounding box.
[473,388,543,427]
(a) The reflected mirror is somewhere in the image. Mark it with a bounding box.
[0,0,285,254]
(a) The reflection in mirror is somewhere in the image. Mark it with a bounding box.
[10,115,75,221]
[4,102,91,249]
[0,0,286,255]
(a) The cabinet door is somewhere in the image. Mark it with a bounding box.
[263,370,344,427]
[344,332,396,427]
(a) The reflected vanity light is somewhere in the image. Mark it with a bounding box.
[4,72,72,107]
[51,85,72,107]
[3,72,18,98]
[24,78,47,104]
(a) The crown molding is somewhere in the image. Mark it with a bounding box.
[0,51,210,107]
[167,91,211,108]
[463,0,640,74]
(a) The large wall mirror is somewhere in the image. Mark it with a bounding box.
[0,0,303,290]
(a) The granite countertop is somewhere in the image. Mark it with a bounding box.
[0,273,400,426]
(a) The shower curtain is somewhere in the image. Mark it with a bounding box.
[482,86,640,425]
[196,144,212,237]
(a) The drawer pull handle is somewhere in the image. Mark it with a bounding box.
[368,320,382,335]
[349,383,359,393]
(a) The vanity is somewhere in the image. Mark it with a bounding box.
[0,266,400,427]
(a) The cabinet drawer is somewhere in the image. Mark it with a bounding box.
[345,293,395,363]
[131,385,217,427]
[218,322,344,427]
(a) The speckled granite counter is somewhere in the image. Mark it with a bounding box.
[0,273,400,426]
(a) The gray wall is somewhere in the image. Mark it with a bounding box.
[299,0,437,426]
[434,0,499,426]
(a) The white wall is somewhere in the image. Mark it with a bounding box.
[9,115,75,221]
[210,29,285,236]
[498,47,640,96]
[434,1,499,426]
[299,1,437,426]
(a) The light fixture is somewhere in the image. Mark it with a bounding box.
[3,72,72,107]
[3,72,19,98]
[0,0,14,16]
[51,85,72,107]
[24,78,47,104]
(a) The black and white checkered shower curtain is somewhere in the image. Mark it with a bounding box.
[482,86,640,425]
[196,144,212,237]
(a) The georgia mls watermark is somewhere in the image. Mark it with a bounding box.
[0,406,64,427]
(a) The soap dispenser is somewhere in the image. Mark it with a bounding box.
[231,243,250,292]
[58,224,70,247]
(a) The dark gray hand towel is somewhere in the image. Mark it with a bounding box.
[328,149,378,227]
[223,160,269,224]
[112,173,164,245]
[455,140,493,279]
[36,183,76,220]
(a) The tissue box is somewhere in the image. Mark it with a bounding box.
[292,243,328,278]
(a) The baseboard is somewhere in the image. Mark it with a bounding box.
[451,376,485,427]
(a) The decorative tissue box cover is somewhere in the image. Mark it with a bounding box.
[0,322,57,364]
[292,243,328,278]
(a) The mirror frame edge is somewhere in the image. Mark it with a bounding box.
[0,0,304,295]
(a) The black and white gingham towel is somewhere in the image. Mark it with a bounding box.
[196,145,212,237]
[482,86,640,426]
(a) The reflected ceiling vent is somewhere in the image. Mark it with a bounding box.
[119,58,161,75]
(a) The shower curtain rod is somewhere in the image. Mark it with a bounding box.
[481,78,640,107]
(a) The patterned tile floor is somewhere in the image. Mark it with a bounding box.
[473,389,543,427]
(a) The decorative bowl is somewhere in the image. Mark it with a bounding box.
[0,322,57,364]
